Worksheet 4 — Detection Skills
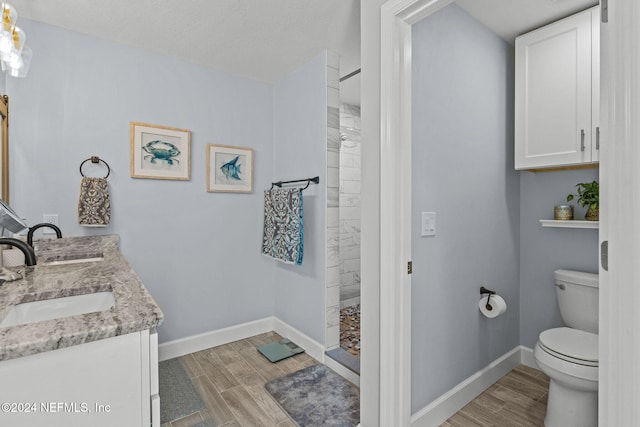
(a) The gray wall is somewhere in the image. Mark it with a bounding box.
[519,168,599,347]
[411,4,520,412]
[272,52,327,345]
[6,19,278,343]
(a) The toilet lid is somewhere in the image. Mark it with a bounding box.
[539,327,598,366]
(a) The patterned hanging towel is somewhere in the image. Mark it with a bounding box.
[262,188,303,265]
[78,177,111,227]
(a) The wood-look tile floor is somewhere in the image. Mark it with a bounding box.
[161,331,319,427]
[162,332,548,427]
[441,365,550,427]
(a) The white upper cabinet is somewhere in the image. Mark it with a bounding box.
[515,7,600,170]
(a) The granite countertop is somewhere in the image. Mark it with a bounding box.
[0,235,164,361]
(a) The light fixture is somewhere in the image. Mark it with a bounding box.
[0,3,31,78]
[1,44,29,77]
[0,3,16,56]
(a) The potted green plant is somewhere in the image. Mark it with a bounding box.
[567,180,599,221]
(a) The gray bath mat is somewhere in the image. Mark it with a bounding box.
[265,364,359,426]
[159,358,206,424]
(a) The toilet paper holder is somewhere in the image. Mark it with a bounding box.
[480,286,496,310]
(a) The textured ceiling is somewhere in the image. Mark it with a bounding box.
[5,0,599,106]
[8,0,361,84]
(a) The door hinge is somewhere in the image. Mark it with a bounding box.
[602,0,608,23]
[407,261,413,274]
[601,241,608,271]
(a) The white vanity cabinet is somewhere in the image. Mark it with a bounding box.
[515,6,600,170]
[0,329,160,427]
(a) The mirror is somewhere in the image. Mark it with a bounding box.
[0,198,26,234]
[0,95,7,203]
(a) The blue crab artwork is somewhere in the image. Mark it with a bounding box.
[142,140,181,165]
[220,156,242,180]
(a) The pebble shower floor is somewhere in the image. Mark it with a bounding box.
[340,304,360,357]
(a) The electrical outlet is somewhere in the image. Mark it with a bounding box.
[42,214,59,235]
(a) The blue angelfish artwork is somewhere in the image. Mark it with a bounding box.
[221,156,242,180]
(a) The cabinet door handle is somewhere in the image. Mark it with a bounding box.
[596,127,600,150]
[581,129,585,152]
[601,241,608,271]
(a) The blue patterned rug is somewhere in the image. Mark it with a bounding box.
[265,364,359,426]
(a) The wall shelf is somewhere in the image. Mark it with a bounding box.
[539,219,599,229]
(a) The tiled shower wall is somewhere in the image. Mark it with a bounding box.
[339,104,361,308]
[325,52,341,349]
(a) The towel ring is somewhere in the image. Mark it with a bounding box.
[80,156,111,179]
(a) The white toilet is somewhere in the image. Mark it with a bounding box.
[534,269,599,427]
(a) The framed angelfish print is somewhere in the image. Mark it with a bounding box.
[206,144,253,193]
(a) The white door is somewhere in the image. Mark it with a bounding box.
[591,7,601,164]
[599,0,640,424]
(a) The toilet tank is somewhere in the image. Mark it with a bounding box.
[554,269,599,334]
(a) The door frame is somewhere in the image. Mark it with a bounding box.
[379,0,638,424]
[379,0,453,424]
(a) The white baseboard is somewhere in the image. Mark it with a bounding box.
[411,346,523,427]
[158,316,327,363]
[158,317,274,361]
[520,345,538,369]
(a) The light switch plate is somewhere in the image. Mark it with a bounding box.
[421,212,436,237]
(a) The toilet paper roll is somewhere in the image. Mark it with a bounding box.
[479,294,507,318]
[2,248,25,267]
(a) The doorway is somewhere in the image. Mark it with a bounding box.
[375,0,637,425]
[326,67,363,375]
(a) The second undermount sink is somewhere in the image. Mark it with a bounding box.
[0,291,115,328]
[42,252,104,266]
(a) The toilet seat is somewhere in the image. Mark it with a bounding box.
[538,327,598,367]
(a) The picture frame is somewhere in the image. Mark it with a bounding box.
[130,122,190,180]
[206,144,253,193]
[0,95,8,203]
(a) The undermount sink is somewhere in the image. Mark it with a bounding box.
[0,291,115,327]
[42,252,104,266]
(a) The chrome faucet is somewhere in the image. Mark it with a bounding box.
[0,238,36,266]
[27,223,62,248]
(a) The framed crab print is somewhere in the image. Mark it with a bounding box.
[130,122,191,180]
[206,144,253,193]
